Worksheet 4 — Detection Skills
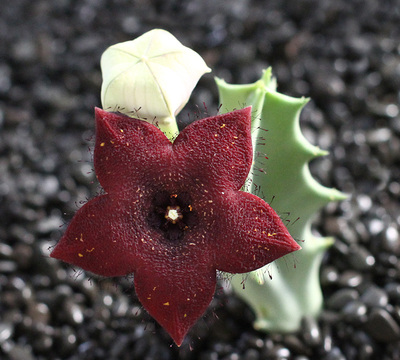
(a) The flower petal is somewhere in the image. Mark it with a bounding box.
[173,107,253,191]
[50,195,138,277]
[133,242,216,346]
[94,108,173,194]
[212,191,301,273]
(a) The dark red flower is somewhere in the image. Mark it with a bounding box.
[51,107,300,345]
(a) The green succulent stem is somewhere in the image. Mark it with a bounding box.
[155,115,180,141]
[216,69,346,332]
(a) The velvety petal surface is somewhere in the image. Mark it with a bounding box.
[211,190,301,274]
[94,108,173,194]
[51,195,139,277]
[132,236,216,346]
[172,107,253,191]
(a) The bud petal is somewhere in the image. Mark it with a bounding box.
[101,29,211,126]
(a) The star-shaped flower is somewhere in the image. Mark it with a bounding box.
[51,107,300,345]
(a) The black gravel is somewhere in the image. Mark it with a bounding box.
[1,1,400,359]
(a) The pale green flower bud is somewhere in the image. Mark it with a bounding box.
[101,29,211,139]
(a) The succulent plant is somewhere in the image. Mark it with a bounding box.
[216,69,346,332]
[51,31,301,345]
[53,28,345,344]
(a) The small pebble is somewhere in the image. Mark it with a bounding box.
[0,243,13,258]
[326,289,359,310]
[36,215,62,234]
[63,301,84,325]
[56,326,77,356]
[0,261,17,273]
[342,301,367,322]
[368,219,385,235]
[320,266,339,285]
[244,348,260,360]
[274,347,291,359]
[365,308,400,342]
[32,333,53,352]
[361,286,389,308]
[385,283,400,302]
[348,245,375,271]
[0,323,14,344]
[4,343,35,360]
[382,226,400,254]
[338,271,363,288]
[27,302,51,325]
[322,347,346,360]
[282,334,311,355]
[301,316,321,347]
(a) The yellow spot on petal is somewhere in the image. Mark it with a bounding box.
[86,248,95,253]
[79,234,84,242]
[78,253,83,257]
[268,233,277,237]
[220,123,226,128]
[184,313,187,318]
[163,302,170,306]
[153,287,157,291]
[100,142,105,147]
[188,204,193,211]
[214,134,218,137]
[120,129,124,133]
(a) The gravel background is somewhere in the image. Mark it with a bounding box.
[1,0,400,359]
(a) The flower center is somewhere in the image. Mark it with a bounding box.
[165,206,182,224]
[148,191,196,241]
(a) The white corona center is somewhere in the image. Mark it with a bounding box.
[167,208,179,221]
